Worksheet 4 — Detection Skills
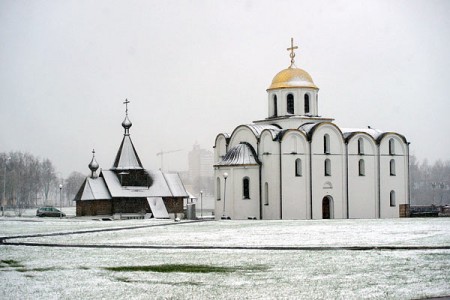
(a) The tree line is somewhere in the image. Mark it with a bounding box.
[410,155,450,206]
[0,151,449,212]
[0,152,85,211]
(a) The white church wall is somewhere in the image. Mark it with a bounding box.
[214,169,228,218]
[310,124,346,219]
[379,135,408,218]
[260,132,281,219]
[214,166,260,220]
[280,131,310,219]
[230,167,260,219]
[347,134,378,219]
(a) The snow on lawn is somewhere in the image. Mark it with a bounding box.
[1,218,449,299]
[7,218,450,247]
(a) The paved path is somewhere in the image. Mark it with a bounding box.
[1,220,450,251]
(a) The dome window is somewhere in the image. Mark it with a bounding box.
[304,94,310,114]
[287,94,294,114]
[273,95,278,117]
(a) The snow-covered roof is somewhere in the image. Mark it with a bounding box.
[101,170,187,198]
[298,122,319,136]
[215,142,260,166]
[75,177,112,201]
[162,173,189,197]
[111,135,144,171]
[244,124,281,138]
[340,128,384,140]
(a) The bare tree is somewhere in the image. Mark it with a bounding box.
[64,171,85,206]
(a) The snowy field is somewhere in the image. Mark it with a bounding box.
[1,216,449,299]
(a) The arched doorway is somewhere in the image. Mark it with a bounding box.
[322,196,334,219]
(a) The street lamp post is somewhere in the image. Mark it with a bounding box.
[59,184,63,219]
[200,190,203,219]
[221,172,228,219]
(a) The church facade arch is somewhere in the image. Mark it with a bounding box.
[309,123,346,219]
[347,133,378,218]
[378,133,409,218]
[280,129,310,219]
[214,133,229,164]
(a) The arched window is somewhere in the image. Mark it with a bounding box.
[358,138,364,155]
[390,190,396,207]
[359,159,365,176]
[389,138,395,155]
[216,177,221,200]
[304,93,310,113]
[324,134,330,154]
[287,94,294,114]
[273,95,278,117]
[295,158,302,176]
[264,182,269,205]
[243,177,250,199]
[325,159,331,176]
[390,159,396,176]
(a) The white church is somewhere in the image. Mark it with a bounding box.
[213,39,410,220]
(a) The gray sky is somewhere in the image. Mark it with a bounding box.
[1,0,449,177]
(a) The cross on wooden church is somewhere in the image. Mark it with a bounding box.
[287,37,298,65]
[123,98,130,114]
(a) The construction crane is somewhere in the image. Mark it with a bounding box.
[156,149,183,172]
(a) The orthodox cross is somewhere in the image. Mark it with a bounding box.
[123,99,130,115]
[287,37,298,66]
[92,149,95,157]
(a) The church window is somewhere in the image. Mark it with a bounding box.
[304,94,310,113]
[358,159,365,176]
[295,158,302,176]
[389,138,395,155]
[325,159,331,176]
[358,138,364,155]
[273,95,278,117]
[390,159,396,176]
[287,94,294,114]
[216,177,221,200]
[324,134,330,154]
[390,190,396,207]
[243,177,250,199]
[264,182,269,205]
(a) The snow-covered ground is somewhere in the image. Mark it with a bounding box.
[1,217,449,299]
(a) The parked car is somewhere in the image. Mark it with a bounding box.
[36,207,66,217]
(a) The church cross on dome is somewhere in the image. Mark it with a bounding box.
[287,37,298,67]
[123,98,130,115]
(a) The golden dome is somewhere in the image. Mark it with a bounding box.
[267,67,318,90]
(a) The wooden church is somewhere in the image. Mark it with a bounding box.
[74,100,188,218]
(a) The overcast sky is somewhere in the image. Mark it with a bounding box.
[1,0,449,177]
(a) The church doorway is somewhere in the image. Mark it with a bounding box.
[322,196,334,219]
